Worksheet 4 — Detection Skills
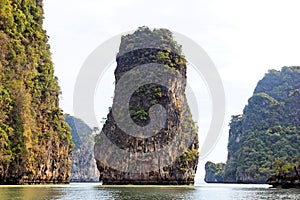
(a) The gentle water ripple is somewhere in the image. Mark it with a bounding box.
[0,183,299,200]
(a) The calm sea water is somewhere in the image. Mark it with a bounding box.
[0,183,299,200]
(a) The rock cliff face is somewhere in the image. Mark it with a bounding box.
[65,115,99,182]
[0,0,72,184]
[205,66,300,184]
[94,27,199,185]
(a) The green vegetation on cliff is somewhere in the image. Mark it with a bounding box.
[0,0,72,184]
[205,66,300,183]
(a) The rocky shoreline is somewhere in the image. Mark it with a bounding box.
[267,166,300,188]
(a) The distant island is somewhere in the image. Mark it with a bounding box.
[65,115,99,182]
[205,66,300,188]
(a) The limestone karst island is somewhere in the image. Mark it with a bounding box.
[94,27,199,185]
[205,66,300,188]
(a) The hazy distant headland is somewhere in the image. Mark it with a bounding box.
[65,115,99,182]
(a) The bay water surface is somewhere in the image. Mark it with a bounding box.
[0,183,299,200]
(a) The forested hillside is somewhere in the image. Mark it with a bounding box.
[0,0,72,184]
[205,66,300,184]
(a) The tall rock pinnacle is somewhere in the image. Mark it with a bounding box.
[94,27,199,185]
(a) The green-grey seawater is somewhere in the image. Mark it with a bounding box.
[0,183,299,200]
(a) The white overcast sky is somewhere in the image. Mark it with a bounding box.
[43,0,300,183]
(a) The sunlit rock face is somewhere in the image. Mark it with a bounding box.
[94,27,199,185]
